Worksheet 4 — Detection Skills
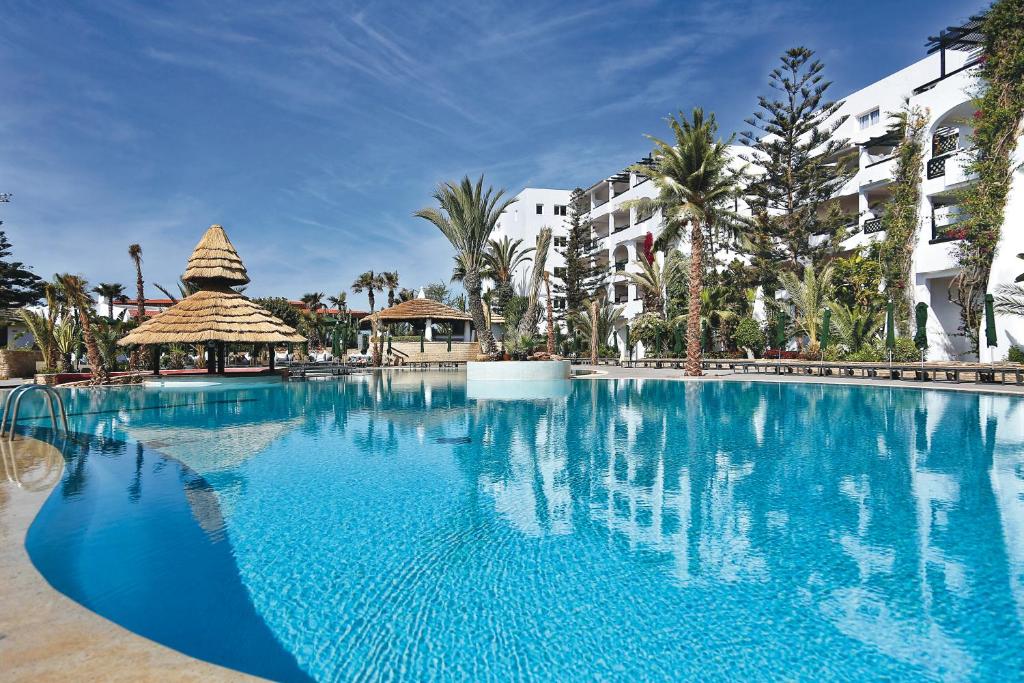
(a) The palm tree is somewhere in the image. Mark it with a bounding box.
[829,302,882,352]
[623,250,685,317]
[780,263,835,346]
[57,274,107,384]
[517,228,552,339]
[328,291,348,312]
[628,108,738,375]
[994,254,1024,319]
[570,298,623,354]
[415,175,516,355]
[128,244,145,318]
[672,286,740,351]
[301,292,326,312]
[382,271,400,308]
[92,282,126,319]
[154,278,199,302]
[352,271,384,312]
[544,271,555,354]
[128,244,145,371]
[484,236,534,312]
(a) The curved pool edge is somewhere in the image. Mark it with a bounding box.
[0,434,262,681]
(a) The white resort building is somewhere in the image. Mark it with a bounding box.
[496,16,1024,362]
[491,187,572,313]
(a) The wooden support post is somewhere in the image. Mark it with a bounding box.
[269,344,276,371]
[151,345,161,376]
[206,343,216,374]
[217,342,226,374]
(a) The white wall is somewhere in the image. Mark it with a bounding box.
[491,187,573,314]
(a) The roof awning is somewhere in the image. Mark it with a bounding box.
[925,15,986,54]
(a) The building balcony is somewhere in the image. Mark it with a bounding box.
[859,155,897,188]
[931,205,967,243]
[862,217,885,235]
[926,149,978,189]
[614,262,626,272]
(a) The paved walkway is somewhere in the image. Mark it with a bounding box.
[0,436,258,682]
[573,364,1024,395]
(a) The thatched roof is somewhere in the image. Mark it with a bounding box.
[182,224,250,285]
[361,298,472,326]
[119,286,304,344]
[118,224,304,346]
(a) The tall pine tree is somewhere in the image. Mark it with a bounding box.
[740,47,855,283]
[556,188,605,325]
[0,230,44,310]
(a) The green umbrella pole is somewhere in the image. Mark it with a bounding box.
[820,307,830,372]
[420,328,425,353]
[885,300,896,363]
[985,293,998,352]
[915,302,928,366]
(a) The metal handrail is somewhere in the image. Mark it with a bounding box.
[0,384,69,442]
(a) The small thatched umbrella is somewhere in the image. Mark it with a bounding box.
[119,225,305,374]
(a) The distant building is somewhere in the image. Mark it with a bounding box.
[498,15,1024,361]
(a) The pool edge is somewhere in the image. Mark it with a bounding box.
[0,434,263,682]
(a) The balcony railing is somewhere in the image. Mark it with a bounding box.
[862,217,884,234]
[928,149,978,185]
[614,262,626,272]
[615,296,628,304]
[932,131,958,156]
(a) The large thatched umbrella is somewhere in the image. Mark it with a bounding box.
[119,225,304,374]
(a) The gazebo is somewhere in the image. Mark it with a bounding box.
[361,294,473,341]
[119,224,305,374]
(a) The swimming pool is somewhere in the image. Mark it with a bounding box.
[18,374,1024,680]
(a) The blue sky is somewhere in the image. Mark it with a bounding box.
[2,0,987,310]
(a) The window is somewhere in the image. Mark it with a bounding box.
[858,108,880,130]
[554,267,566,279]
[554,205,567,216]
[553,236,567,248]
[536,203,544,215]
[553,297,566,310]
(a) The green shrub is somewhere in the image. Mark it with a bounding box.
[630,312,669,352]
[822,345,848,362]
[733,318,765,355]
[1008,346,1024,364]
[844,338,919,362]
[847,346,882,362]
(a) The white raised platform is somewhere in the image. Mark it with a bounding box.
[143,374,283,389]
[466,360,571,400]
[466,360,571,382]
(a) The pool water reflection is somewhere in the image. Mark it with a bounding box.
[19,373,1024,681]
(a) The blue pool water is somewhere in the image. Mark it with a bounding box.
[17,374,1024,681]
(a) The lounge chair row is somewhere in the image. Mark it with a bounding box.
[618,357,1023,385]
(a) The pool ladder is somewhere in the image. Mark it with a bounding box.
[0,384,69,442]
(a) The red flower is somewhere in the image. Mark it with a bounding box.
[642,232,655,264]
[973,109,984,119]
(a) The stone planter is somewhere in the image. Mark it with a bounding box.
[466,360,570,382]
[1,349,42,379]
